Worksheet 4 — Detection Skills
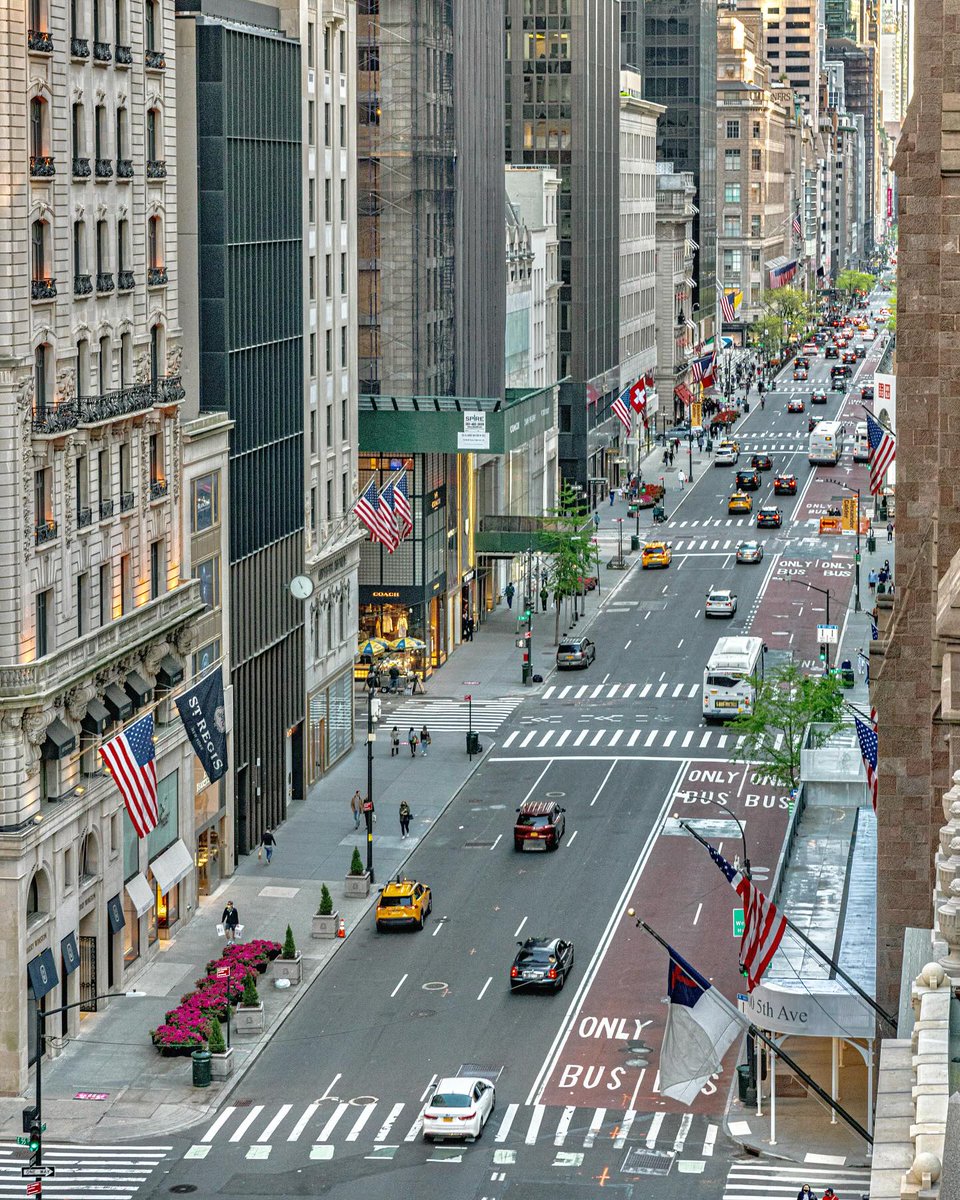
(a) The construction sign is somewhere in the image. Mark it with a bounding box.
[841,496,859,532]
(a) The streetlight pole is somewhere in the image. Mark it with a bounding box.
[682,800,751,879]
[365,687,376,883]
[829,479,862,612]
[790,579,835,672]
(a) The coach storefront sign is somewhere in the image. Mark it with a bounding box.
[737,979,874,1038]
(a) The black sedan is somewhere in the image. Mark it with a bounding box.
[510,937,575,993]
[750,454,772,471]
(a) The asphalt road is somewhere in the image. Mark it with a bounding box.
[136,297,888,1200]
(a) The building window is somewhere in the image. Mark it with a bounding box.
[309,333,317,378]
[30,96,47,158]
[120,553,132,614]
[72,102,84,158]
[99,561,111,624]
[307,21,314,68]
[724,183,740,203]
[34,467,52,535]
[144,0,157,51]
[340,104,346,147]
[192,472,219,532]
[150,539,163,599]
[340,325,347,368]
[725,119,740,139]
[120,330,132,385]
[35,589,52,658]
[751,214,762,237]
[96,218,108,275]
[73,219,85,281]
[340,252,347,294]
[116,106,128,158]
[309,256,316,301]
[146,107,159,161]
[308,100,315,146]
[724,149,741,171]
[751,148,762,171]
[324,103,331,146]
[723,215,741,237]
[98,334,111,394]
[31,219,49,283]
[34,343,51,411]
[148,215,162,269]
[150,323,162,384]
[77,572,88,637]
[119,440,131,495]
[752,120,761,138]
[195,556,221,609]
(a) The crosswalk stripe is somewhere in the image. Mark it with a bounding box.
[608,684,620,698]
[639,684,651,698]
[672,684,684,697]
[702,1123,717,1156]
[502,731,518,748]
[646,1111,665,1148]
[655,683,667,698]
[317,1102,349,1142]
[374,1102,405,1142]
[403,1113,424,1142]
[590,685,604,699]
[622,684,636,698]
[628,730,641,745]
[662,730,676,747]
[673,1112,693,1151]
[559,685,572,698]
[288,1102,319,1141]
[230,1106,265,1143]
[688,684,699,697]
[575,685,588,698]
[554,1106,576,1146]
[345,1103,377,1142]
[520,731,535,748]
[609,730,623,746]
[538,731,553,748]
[613,1108,636,1149]
[700,731,711,747]
[574,730,588,746]
[556,729,570,746]
[717,733,728,747]
[645,729,658,747]
[258,1104,292,1142]
[202,1107,236,1143]
[524,1104,546,1145]
[682,731,693,747]
[542,686,556,699]
[773,732,784,750]
[590,730,604,746]
[494,1103,519,1143]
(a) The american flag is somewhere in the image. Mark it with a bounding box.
[706,842,787,990]
[689,359,705,384]
[378,483,401,552]
[792,209,803,241]
[612,388,632,432]
[866,412,896,495]
[855,714,878,811]
[718,283,736,325]
[393,471,413,537]
[100,714,158,838]
[354,478,390,546]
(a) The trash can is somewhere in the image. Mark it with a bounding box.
[466,730,480,756]
[630,534,641,552]
[736,1064,753,1102]
[192,1049,212,1089]
[867,532,876,553]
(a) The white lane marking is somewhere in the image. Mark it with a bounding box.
[682,731,693,747]
[490,834,503,852]
[514,916,528,937]
[658,671,666,681]
[644,610,651,619]
[646,1111,665,1148]
[403,1113,424,1142]
[693,901,703,925]
[287,1102,319,1142]
[702,1123,718,1156]
[524,1105,546,1144]
[584,1108,605,1148]
[677,639,684,649]
[202,1107,236,1142]
[590,760,618,806]
[556,729,571,746]
[537,731,554,748]
[566,830,578,847]
[674,1112,693,1151]
[614,1109,636,1149]
[520,732,536,748]
[431,919,443,936]
[554,1106,576,1145]
[639,684,651,698]
[258,1104,293,1143]
[477,976,493,1001]
[644,729,658,747]
[542,686,556,699]
[391,973,408,998]
[502,731,518,748]
[623,683,636,698]
[624,641,632,652]
[374,1103,405,1142]
[230,1105,265,1143]
[609,730,623,746]
[662,730,676,747]
[346,1103,377,1142]
[574,730,588,746]
[494,1103,519,1143]
[317,1102,349,1142]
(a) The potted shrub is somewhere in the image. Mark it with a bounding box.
[207,1015,234,1080]
[312,884,340,939]
[234,973,264,1034]
[344,846,371,898]
[273,924,302,984]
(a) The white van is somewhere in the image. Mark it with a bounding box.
[808,420,845,465]
[853,420,872,463]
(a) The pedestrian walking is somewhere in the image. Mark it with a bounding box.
[504,581,515,609]
[609,487,617,506]
[350,789,362,829]
[878,566,889,587]
[540,585,549,612]
[389,662,401,693]
[868,568,877,592]
[259,828,277,865]
[822,1187,838,1200]
[399,800,412,839]
[408,727,419,757]
[390,725,400,757]
[796,1187,818,1200]
[883,558,891,576]
[593,511,600,531]
[677,469,685,491]
[464,615,474,642]
[419,725,431,756]
[221,900,240,943]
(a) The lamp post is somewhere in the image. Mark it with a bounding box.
[790,579,836,671]
[689,797,751,880]
[365,687,376,883]
[31,991,144,1165]
[829,478,862,612]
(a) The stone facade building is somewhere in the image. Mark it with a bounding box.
[653,162,696,428]
[0,0,210,1094]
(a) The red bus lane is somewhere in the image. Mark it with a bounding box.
[750,557,853,672]
[538,760,791,1115]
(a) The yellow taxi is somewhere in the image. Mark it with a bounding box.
[641,540,672,569]
[375,876,432,932]
[728,490,753,514]
[719,439,740,455]
[857,321,870,331]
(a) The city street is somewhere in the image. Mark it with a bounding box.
[15,308,886,1200]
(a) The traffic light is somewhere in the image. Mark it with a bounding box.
[21,1106,38,1134]
[29,1118,42,1165]
[819,645,827,663]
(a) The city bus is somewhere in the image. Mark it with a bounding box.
[702,636,766,722]
[852,420,872,463]
[808,420,845,465]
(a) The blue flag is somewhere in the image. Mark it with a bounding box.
[175,667,228,783]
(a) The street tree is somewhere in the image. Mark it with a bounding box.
[542,481,595,644]
[760,286,815,346]
[730,662,846,791]
[749,312,785,359]
[835,269,874,304]
[886,286,897,331]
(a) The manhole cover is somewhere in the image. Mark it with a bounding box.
[621,1148,675,1176]
[234,1098,252,1108]
[169,1187,198,1195]
[458,1063,503,1080]
[412,1009,437,1018]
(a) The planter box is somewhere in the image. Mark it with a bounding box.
[155,1043,201,1058]
[312,912,340,939]
[274,952,302,985]
[210,1048,235,1080]
[344,872,371,898]
[234,1002,265,1035]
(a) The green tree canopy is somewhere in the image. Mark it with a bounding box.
[759,286,816,344]
[835,269,874,301]
[730,662,846,790]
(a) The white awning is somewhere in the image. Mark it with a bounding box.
[125,872,155,917]
[149,839,194,896]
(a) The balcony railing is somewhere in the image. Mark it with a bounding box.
[31,278,57,302]
[32,400,80,436]
[77,507,93,529]
[70,36,89,58]
[96,271,114,294]
[74,273,93,297]
[34,519,58,546]
[146,159,167,180]
[119,491,135,513]
[149,479,169,500]
[93,40,112,62]
[158,375,185,403]
[29,156,55,179]
[95,157,113,179]
[115,44,133,65]
[145,48,166,70]
[99,498,114,520]
[28,29,54,53]
[79,384,155,425]
[147,266,168,287]
[117,269,135,292]
[116,158,134,179]
[72,155,91,179]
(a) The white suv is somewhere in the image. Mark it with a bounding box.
[714,446,738,466]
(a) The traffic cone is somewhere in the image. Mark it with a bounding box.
[337,917,346,938]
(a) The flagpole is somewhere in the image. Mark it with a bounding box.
[630,914,873,1145]
[678,820,897,1031]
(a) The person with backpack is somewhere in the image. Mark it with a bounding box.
[408,727,419,757]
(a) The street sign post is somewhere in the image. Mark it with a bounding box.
[22,1167,55,1179]
[26,1182,42,1196]
[816,624,839,644]
[733,908,745,937]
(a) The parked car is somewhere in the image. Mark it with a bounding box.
[556,637,596,670]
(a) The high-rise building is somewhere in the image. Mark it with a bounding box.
[0,0,210,1094]
[506,0,621,497]
[176,1,305,853]
[879,0,911,131]
[826,37,878,254]
[746,0,821,128]
[622,0,717,332]
[653,163,697,424]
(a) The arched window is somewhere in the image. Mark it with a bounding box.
[34,343,51,410]
[27,870,50,919]
[98,335,111,393]
[147,214,162,267]
[150,323,163,384]
[79,831,99,881]
[76,339,89,397]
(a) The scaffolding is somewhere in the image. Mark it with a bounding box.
[357,0,457,398]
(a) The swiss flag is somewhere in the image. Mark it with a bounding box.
[628,381,645,413]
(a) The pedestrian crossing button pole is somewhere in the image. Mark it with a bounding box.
[521,606,533,686]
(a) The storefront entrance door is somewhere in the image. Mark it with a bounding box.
[79,936,97,1012]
